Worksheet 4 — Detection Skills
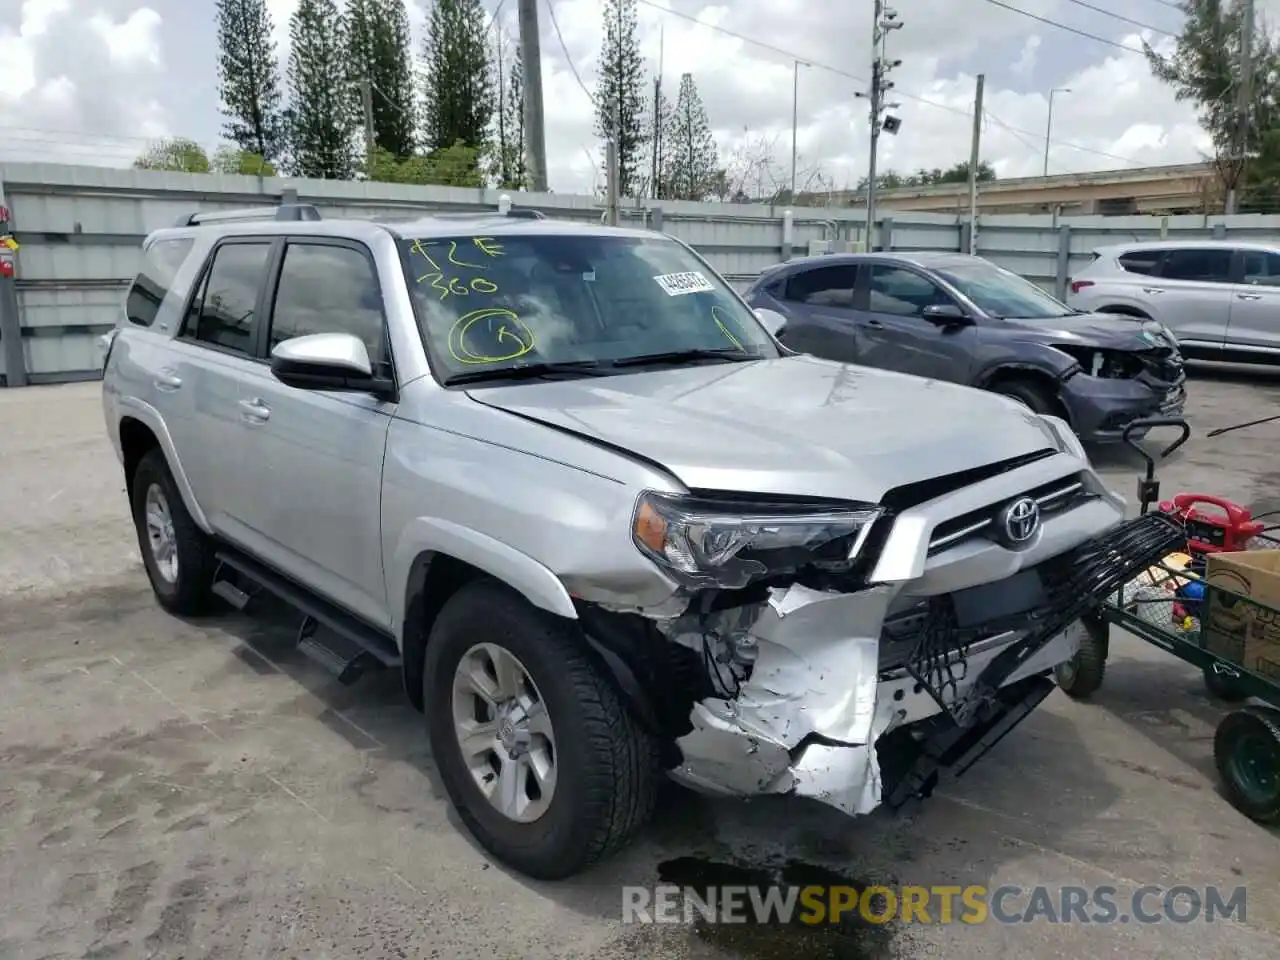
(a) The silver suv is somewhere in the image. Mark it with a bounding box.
[1066,239,1280,365]
[101,204,1181,879]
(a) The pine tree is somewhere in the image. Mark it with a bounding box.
[492,33,528,189]
[347,0,417,157]
[422,0,495,164]
[286,0,359,179]
[215,0,285,163]
[665,73,718,201]
[595,0,648,197]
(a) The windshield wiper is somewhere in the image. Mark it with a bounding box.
[443,360,611,386]
[610,347,763,369]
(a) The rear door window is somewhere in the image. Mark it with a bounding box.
[783,265,860,307]
[1116,250,1162,276]
[183,241,273,356]
[126,238,195,327]
[1158,248,1233,283]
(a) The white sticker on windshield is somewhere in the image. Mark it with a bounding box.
[653,271,715,296]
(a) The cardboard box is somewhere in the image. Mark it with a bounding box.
[1203,550,1280,682]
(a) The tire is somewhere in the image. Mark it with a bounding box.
[990,378,1056,416]
[424,579,659,879]
[1214,708,1280,823]
[1204,666,1250,702]
[1053,614,1108,699]
[130,448,217,616]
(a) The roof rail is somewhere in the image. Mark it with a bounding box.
[503,209,546,219]
[174,203,322,227]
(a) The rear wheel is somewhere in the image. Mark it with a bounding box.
[130,449,217,615]
[424,580,659,879]
[1214,708,1280,823]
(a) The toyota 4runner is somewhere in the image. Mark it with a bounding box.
[101,203,1182,880]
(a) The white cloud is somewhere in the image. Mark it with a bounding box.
[0,0,1229,192]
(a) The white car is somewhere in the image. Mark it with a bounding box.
[1066,239,1280,365]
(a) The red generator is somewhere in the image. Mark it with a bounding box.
[1158,494,1265,556]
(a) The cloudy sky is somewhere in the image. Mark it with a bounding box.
[0,0,1259,197]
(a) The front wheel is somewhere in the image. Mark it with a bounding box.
[1214,708,1280,823]
[1054,614,1108,699]
[990,378,1057,416]
[424,580,659,880]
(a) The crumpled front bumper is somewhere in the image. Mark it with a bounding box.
[667,512,1185,816]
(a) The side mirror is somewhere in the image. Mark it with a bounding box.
[270,333,395,400]
[922,303,971,325]
[754,307,787,338]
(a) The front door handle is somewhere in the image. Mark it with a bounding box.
[1141,287,1165,295]
[1238,293,1263,300]
[864,319,885,329]
[238,398,270,422]
[155,370,182,391]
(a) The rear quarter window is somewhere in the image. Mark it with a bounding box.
[1117,250,1163,275]
[126,238,196,327]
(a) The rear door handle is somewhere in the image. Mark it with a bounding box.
[238,398,270,422]
[864,319,885,328]
[1141,287,1165,294]
[1238,293,1263,300]
[154,370,182,391]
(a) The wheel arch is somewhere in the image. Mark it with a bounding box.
[115,400,212,533]
[1095,303,1152,319]
[976,363,1072,421]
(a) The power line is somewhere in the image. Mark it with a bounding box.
[544,0,595,107]
[978,0,1147,53]
[1061,0,1174,37]
[630,0,1149,167]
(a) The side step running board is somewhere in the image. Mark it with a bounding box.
[213,550,402,683]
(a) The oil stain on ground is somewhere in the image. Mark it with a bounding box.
[655,856,896,959]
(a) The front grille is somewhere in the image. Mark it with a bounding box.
[927,473,1094,554]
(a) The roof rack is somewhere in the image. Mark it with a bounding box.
[175,203,322,227]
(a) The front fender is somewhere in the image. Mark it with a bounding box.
[389,516,577,637]
[117,395,213,533]
[973,344,1077,388]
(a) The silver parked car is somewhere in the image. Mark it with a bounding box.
[1066,239,1280,364]
[101,204,1181,879]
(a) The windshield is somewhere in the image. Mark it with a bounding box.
[400,232,778,382]
[935,260,1073,320]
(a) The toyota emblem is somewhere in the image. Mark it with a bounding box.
[998,496,1041,546]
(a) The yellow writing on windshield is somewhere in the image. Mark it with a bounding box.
[712,305,746,349]
[449,307,535,364]
[410,238,503,301]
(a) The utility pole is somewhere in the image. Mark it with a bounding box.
[790,60,808,201]
[1043,87,1070,177]
[857,2,903,250]
[1226,0,1255,215]
[652,26,664,200]
[517,0,548,192]
[968,74,984,255]
[359,78,375,173]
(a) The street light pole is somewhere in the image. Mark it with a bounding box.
[790,60,800,200]
[1044,86,1070,177]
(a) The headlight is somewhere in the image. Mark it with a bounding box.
[1040,414,1088,462]
[631,491,884,589]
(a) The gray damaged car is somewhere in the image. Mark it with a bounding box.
[101,208,1183,879]
[745,251,1187,443]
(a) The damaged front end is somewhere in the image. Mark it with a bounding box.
[577,487,1185,818]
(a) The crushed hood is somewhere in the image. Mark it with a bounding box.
[466,354,1060,501]
[998,312,1175,352]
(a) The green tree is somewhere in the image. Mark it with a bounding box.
[492,36,528,189]
[133,138,211,172]
[422,0,495,171]
[1144,0,1280,203]
[347,0,417,157]
[211,144,277,175]
[215,0,286,163]
[595,0,648,197]
[286,0,358,179]
[663,73,718,200]
[367,142,485,187]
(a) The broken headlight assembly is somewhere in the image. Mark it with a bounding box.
[1053,344,1143,379]
[631,491,884,589]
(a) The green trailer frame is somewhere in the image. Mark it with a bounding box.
[1056,417,1280,824]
